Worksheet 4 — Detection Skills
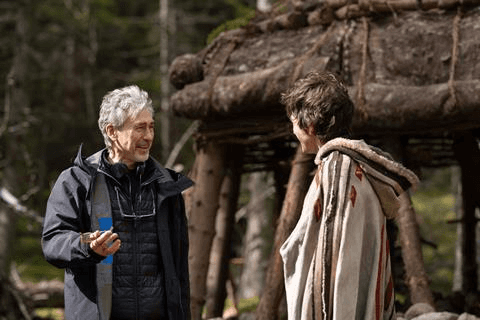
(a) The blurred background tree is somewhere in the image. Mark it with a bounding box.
[0,0,255,317]
[0,0,469,318]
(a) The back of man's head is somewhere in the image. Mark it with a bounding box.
[281,71,354,142]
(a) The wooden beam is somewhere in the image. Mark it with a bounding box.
[205,146,243,318]
[356,0,478,12]
[172,75,480,135]
[351,81,480,134]
[256,148,315,320]
[453,131,479,293]
[188,142,227,320]
[380,136,435,307]
[397,192,436,306]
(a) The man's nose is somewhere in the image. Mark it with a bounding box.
[144,128,154,141]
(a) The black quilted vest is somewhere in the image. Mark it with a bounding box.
[103,158,167,320]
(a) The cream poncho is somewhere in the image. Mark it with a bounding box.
[280,138,419,320]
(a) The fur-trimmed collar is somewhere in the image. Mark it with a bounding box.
[316,138,419,218]
[316,138,419,190]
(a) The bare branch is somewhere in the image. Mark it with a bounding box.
[235,185,275,222]
[0,187,43,224]
[11,263,64,309]
[165,120,200,168]
[8,265,32,320]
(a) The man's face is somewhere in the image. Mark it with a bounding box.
[291,117,319,154]
[110,109,154,168]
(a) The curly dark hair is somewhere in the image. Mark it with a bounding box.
[281,71,354,143]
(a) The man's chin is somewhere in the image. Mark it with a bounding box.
[135,151,150,162]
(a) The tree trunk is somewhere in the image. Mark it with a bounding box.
[257,0,273,13]
[397,192,436,307]
[188,142,227,320]
[205,146,243,319]
[256,147,315,320]
[272,154,290,220]
[453,131,480,293]
[0,203,13,276]
[452,165,463,292]
[159,0,171,162]
[381,136,435,306]
[239,172,270,300]
[84,0,97,124]
[63,0,81,115]
[0,1,31,319]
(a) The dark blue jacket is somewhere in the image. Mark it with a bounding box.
[42,146,193,320]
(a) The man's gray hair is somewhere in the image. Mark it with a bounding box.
[98,85,154,150]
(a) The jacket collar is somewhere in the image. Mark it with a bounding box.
[74,144,193,193]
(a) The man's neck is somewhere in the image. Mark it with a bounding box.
[108,150,135,170]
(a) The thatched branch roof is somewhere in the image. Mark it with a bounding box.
[169,0,480,169]
[169,1,480,133]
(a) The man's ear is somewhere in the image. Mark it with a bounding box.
[306,123,316,136]
[106,124,117,141]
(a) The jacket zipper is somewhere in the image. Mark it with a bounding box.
[97,167,166,320]
[112,170,141,320]
[131,174,139,320]
[134,172,143,320]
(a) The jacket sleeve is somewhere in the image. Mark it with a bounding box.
[42,167,105,269]
[176,194,191,320]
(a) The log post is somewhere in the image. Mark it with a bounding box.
[205,146,243,318]
[256,147,315,320]
[239,171,271,299]
[382,136,435,307]
[397,193,436,307]
[188,141,227,320]
[453,131,479,293]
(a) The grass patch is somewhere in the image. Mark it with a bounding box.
[225,296,260,313]
[35,308,64,320]
[13,235,63,282]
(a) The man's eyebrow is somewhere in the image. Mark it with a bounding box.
[134,121,155,127]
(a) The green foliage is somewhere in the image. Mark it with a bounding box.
[13,237,64,282]
[227,0,255,17]
[206,0,255,44]
[14,218,63,282]
[35,308,64,320]
[3,0,238,296]
[224,296,260,313]
[93,0,120,25]
[411,167,457,296]
[275,1,289,14]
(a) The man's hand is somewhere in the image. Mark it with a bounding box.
[88,230,121,257]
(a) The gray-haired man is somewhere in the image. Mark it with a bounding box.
[42,85,192,320]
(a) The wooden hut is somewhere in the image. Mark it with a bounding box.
[168,0,480,318]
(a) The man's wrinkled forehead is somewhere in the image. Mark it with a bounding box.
[121,107,153,124]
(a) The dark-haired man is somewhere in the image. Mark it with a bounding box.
[280,71,419,319]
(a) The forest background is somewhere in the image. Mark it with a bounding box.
[0,0,462,318]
